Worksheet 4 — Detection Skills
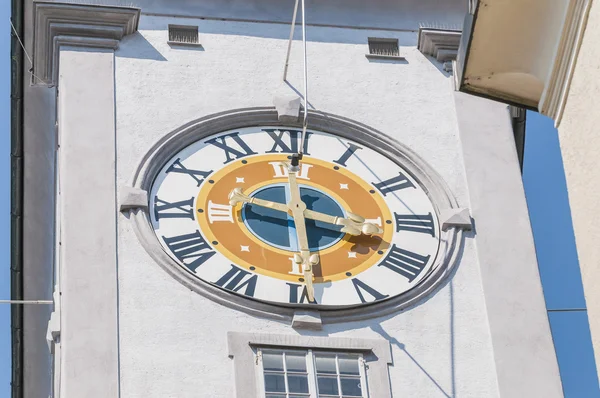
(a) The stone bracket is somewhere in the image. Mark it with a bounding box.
[417,27,462,63]
[33,1,140,85]
[273,94,301,123]
[291,310,322,330]
[119,186,148,212]
[440,208,473,231]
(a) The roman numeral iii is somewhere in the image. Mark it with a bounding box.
[394,213,436,237]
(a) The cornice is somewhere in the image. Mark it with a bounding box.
[417,27,462,62]
[539,0,593,126]
[33,1,140,85]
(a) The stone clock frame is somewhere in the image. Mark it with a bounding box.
[122,107,468,326]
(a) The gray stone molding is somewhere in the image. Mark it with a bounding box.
[33,1,140,85]
[273,94,301,123]
[291,310,322,330]
[128,107,464,325]
[417,27,462,62]
[119,186,148,212]
[441,208,472,231]
[227,331,392,398]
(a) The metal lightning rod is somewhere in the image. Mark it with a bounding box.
[283,0,310,168]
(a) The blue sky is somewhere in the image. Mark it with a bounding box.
[2,1,11,397]
[524,110,599,396]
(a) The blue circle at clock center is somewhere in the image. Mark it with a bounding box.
[242,185,345,251]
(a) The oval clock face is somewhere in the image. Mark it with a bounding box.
[149,127,441,307]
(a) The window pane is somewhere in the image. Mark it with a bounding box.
[263,352,284,371]
[264,374,286,393]
[265,395,286,398]
[287,375,309,393]
[338,356,360,375]
[315,355,337,374]
[318,376,339,395]
[340,377,362,396]
[286,353,307,372]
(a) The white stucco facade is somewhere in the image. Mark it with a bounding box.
[18,1,563,397]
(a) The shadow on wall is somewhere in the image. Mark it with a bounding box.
[119,32,167,61]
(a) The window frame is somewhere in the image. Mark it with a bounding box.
[227,332,392,398]
[257,348,369,398]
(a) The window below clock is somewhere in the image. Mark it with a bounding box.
[258,348,367,398]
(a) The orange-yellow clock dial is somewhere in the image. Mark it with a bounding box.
[196,154,393,283]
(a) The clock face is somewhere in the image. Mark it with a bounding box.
[149,126,441,307]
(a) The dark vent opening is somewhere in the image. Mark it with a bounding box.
[168,24,199,45]
[368,38,399,57]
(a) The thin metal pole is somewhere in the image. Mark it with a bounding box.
[299,0,308,155]
[282,0,300,81]
[0,300,53,305]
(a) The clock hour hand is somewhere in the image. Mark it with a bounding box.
[228,188,383,236]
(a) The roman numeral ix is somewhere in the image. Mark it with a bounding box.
[154,197,195,220]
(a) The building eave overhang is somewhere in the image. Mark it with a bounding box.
[456,0,593,124]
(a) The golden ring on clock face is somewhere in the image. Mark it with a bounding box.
[149,126,441,307]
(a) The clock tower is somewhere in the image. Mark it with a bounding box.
[13,1,563,397]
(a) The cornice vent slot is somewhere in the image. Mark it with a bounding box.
[368,38,399,57]
[168,24,200,46]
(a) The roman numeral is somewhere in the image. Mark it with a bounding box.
[206,132,257,164]
[395,213,435,237]
[372,172,415,196]
[162,230,216,271]
[378,244,430,282]
[333,143,362,167]
[154,197,194,220]
[214,265,258,297]
[207,201,234,223]
[264,129,311,155]
[351,279,389,303]
[269,162,312,180]
[288,257,303,275]
[166,158,212,187]
[287,283,316,304]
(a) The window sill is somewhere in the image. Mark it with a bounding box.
[365,54,406,61]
